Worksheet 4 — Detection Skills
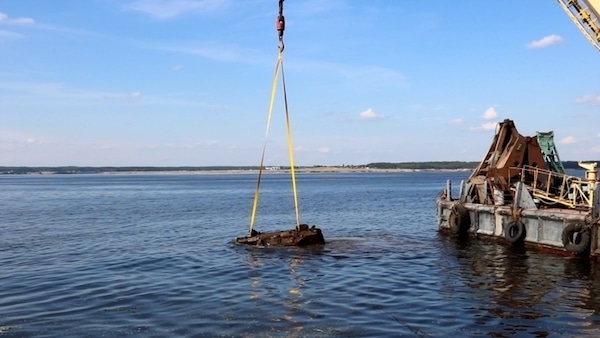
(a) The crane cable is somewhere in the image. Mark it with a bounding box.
[249,0,301,235]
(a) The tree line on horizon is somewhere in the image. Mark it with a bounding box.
[0,161,596,174]
[365,161,595,170]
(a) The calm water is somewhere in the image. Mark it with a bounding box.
[1,172,600,337]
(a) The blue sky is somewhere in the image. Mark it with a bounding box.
[1,0,599,167]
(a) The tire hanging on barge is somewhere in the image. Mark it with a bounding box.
[504,220,525,244]
[448,204,470,235]
[562,223,590,255]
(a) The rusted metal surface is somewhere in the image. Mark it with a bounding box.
[468,119,548,200]
[236,224,325,246]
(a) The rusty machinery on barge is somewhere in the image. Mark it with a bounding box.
[437,119,600,257]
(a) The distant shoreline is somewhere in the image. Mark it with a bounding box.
[1,161,591,175]
[97,168,473,175]
[0,167,475,175]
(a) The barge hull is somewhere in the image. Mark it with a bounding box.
[437,197,599,257]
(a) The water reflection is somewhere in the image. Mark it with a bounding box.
[240,246,324,337]
[439,234,600,336]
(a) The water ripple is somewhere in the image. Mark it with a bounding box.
[2,173,600,337]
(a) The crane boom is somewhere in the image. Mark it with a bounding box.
[557,0,600,51]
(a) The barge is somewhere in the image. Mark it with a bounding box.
[437,119,600,257]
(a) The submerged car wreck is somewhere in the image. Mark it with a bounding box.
[437,119,600,257]
[236,224,325,247]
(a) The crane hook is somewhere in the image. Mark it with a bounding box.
[276,0,285,52]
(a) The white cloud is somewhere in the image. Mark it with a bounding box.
[0,80,209,107]
[295,146,331,153]
[10,17,34,25]
[449,118,463,125]
[146,140,219,150]
[409,104,426,111]
[527,34,563,48]
[150,43,260,64]
[340,65,407,89]
[171,65,184,71]
[0,81,124,101]
[0,12,34,25]
[470,122,498,131]
[0,81,67,97]
[560,136,577,144]
[104,92,142,100]
[277,58,408,90]
[0,130,50,149]
[482,107,498,120]
[575,94,600,105]
[0,30,22,39]
[359,108,383,120]
[124,0,230,19]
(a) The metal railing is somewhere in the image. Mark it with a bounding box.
[508,165,592,209]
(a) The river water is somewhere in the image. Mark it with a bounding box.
[1,172,600,337]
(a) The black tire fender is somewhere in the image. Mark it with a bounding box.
[562,223,590,255]
[505,220,525,244]
[448,205,470,235]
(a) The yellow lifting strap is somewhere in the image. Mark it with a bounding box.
[248,51,301,234]
[281,55,301,229]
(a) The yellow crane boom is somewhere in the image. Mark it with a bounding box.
[558,0,600,51]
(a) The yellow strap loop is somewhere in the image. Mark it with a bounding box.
[248,51,301,234]
[249,53,281,234]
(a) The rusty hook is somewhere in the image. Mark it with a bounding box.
[276,0,285,52]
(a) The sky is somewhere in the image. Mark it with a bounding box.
[1,0,600,167]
